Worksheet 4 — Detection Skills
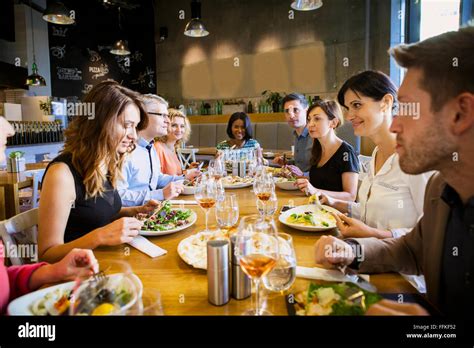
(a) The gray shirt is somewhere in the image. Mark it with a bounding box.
[293,127,313,172]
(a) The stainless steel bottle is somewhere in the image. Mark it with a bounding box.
[207,240,230,306]
[230,234,251,300]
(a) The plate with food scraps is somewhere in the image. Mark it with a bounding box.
[221,175,254,189]
[8,273,142,316]
[137,201,197,236]
[278,204,338,231]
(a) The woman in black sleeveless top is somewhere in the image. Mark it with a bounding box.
[38,81,159,262]
[295,100,359,201]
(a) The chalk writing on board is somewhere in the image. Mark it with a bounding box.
[57,67,82,80]
[87,48,102,62]
[82,84,93,94]
[52,26,68,37]
[115,55,130,74]
[131,66,155,88]
[89,64,109,79]
[50,45,66,59]
[131,51,143,62]
[97,45,112,52]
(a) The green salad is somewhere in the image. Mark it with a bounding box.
[294,282,382,316]
[139,201,192,231]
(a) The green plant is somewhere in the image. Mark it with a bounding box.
[9,151,25,159]
[39,97,52,115]
[261,90,284,112]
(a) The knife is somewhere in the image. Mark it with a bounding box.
[337,264,377,293]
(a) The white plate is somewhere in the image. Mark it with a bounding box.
[274,179,298,190]
[222,182,254,189]
[7,273,143,316]
[140,209,197,236]
[182,185,196,195]
[278,204,339,231]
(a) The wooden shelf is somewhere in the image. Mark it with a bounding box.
[188,112,286,124]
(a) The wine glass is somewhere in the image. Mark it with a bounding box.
[208,158,226,180]
[262,233,297,293]
[215,193,239,231]
[194,174,218,232]
[254,171,275,210]
[256,191,278,218]
[234,215,279,315]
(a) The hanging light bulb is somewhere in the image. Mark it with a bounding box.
[110,7,130,55]
[42,1,75,25]
[184,0,209,37]
[290,0,323,11]
[26,0,46,87]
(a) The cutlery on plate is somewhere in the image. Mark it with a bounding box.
[337,264,377,293]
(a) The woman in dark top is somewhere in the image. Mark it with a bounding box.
[295,100,359,201]
[38,81,160,262]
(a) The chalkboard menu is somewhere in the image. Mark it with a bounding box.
[48,0,156,102]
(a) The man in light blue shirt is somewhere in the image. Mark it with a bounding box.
[118,94,199,206]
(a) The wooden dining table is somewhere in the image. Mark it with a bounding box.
[93,187,416,315]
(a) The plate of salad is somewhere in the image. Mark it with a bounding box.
[287,282,382,316]
[137,201,197,236]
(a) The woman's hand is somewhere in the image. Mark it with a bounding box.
[136,199,161,215]
[29,249,99,289]
[51,248,99,281]
[295,178,318,196]
[94,217,143,246]
[332,213,377,238]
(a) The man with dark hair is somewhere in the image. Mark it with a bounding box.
[273,93,313,172]
[314,26,474,316]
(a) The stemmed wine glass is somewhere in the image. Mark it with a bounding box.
[194,174,218,232]
[256,191,278,218]
[253,171,275,212]
[234,215,279,315]
[215,193,239,231]
[208,158,226,180]
[262,233,297,293]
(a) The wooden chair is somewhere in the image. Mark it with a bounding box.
[177,148,198,169]
[0,208,39,265]
[19,169,45,210]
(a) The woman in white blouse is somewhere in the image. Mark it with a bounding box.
[321,71,433,291]
[321,71,432,239]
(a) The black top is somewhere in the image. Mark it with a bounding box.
[308,141,359,192]
[439,184,474,318]
[43,153,122,243]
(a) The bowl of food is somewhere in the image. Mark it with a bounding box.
[274,177,298,190]
[182,180,196,195]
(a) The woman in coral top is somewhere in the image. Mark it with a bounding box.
[0,116,98,315]
[154,108,192,176]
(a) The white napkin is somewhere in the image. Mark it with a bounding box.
[296,266,370,282]
[128,235,167,258]
[169,199,197,205]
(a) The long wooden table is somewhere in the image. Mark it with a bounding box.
[93,188,416,315]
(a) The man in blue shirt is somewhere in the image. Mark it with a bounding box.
[273,93,313,173]
[118,94,199,206]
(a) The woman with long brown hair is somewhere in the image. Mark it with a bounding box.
[38,81,159,262]
[295,99,359,201]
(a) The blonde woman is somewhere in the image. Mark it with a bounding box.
[154,108,192,176]
[38,81,159,263]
